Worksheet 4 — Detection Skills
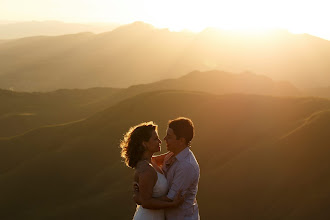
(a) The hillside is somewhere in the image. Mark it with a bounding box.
[203,109,330,219]
[0,70,300,137]
[1,91,330,219]
[0,22,329,91]
[0,87,122,137]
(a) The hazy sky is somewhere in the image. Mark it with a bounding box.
[1,0,329,40]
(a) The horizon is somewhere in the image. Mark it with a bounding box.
[1,0,330,41]
[1,19,329,42]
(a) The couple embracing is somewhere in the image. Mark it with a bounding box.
[120,117,200,220]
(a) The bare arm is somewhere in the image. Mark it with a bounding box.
[133,186,183,208]
[154,195,173,202]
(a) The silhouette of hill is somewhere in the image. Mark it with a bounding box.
[0,22,194,91]
[127,70,301,97]
[0,22,329,91]
[0,21,120,39]
[182,28,330,88]
[0,70,300,137]
[1,91,330,219]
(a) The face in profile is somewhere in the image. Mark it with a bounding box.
[164,128,181,152]
[144,130,162,153]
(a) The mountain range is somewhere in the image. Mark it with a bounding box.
[0,21,120,39]
[1,90,330,219]
[0,21,330,91]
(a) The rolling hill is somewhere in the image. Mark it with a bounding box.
[0,22,329,91]
[0,87,122,137]
[1,90,330,219]
[127,70,301,97]
[0,70,301,137]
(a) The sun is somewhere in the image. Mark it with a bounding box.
[137,0,328,39]
[141,0,280,32]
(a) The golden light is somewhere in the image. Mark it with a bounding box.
[1,0,329,40]
[137,0,329,39]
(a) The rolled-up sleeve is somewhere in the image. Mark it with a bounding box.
[167,162,195,200]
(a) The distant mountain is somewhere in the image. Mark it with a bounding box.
[0,21,329,91]
[0,21,120,39]
[1,91,330,219]
[0,39,10,44]
[0,21,194,91]
[0,70,300,137]
[186,28,330,88]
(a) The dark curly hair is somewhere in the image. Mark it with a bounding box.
[120,121,157,168]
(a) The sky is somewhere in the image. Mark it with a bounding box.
[1,0,329,40]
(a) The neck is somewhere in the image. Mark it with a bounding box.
[141,151,153,162]
[172,145,188,156]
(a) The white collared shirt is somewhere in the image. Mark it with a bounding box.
[163,147,200,220]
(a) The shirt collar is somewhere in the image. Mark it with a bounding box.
[175,147,190,162]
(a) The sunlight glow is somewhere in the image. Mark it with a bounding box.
[133,0,329,41]
[1,0,329,40]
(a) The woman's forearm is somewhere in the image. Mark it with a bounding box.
[140,197,176,209]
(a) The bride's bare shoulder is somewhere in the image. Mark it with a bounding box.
[134,160,157,185]
[136,160,156,175]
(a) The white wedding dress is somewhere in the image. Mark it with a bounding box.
[133,171,168,220]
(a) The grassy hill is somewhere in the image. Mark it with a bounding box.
[0,70,300,137]
[0,87,122,137]
[1,91,330,219]
[0,22,329,91]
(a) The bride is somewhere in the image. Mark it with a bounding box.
[120,121,183,219]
